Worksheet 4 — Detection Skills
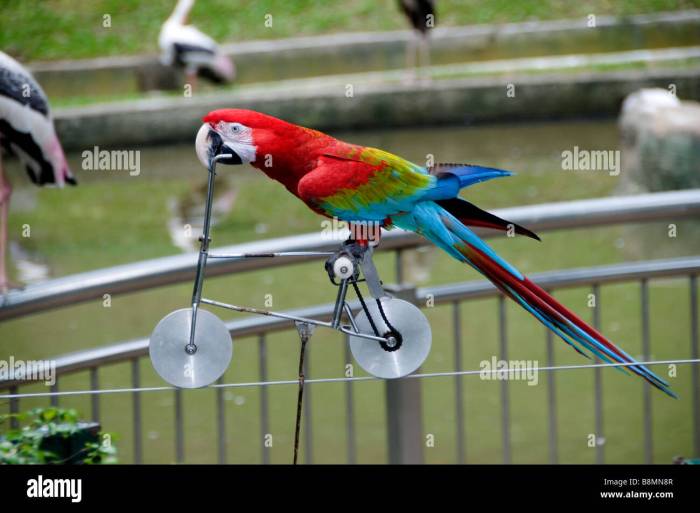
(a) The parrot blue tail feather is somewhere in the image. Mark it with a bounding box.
[394,201,677,399]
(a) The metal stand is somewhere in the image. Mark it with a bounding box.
[293,322,314,464]
[198,242,400,346]
[186,153,222,356]
[149,155,433,443]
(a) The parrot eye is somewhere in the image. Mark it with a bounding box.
[228,123,247,135]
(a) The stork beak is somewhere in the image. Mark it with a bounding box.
[195,123,243,168]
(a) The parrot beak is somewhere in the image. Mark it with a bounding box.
[195,123,243,168]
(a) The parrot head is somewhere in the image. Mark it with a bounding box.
[196,109,330,173]
[195,110,261,168]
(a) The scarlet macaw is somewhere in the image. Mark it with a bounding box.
[195,109,675,397]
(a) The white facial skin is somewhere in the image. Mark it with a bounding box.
[195,121,257,168]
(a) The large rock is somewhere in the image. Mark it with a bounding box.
[618,88,700,259]
[620,88,700,192]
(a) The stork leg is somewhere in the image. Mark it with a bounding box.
[185,70,198,95]
[405,32,419,82]
[0,154,11,293]
[419,34,432,82]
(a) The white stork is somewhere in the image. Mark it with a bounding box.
[0,50,76,292]
[159,0,235,90]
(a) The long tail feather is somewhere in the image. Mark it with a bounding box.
[436,197,540,241]
[400,202,676,398]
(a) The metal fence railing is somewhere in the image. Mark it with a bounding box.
[1,189,700,464]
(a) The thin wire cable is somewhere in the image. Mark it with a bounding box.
[0,358,697,401]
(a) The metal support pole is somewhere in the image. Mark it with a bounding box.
[344,335,357,464]
[592,284,604,464]
[187,155,226,355]
[9,386,19,429]
[385,286,424,464]
[175,388,184,463]
[50,380,59,407]
[303,345,313,465]
[499,296,511,464]
[641,279,653,464]
[131,359,142,464]
[293,322,314,464]
[545,328,558,464]
[331,278,350,328]
[258,334,270,465]
[90,367,100,424]
[216,377,226,464]
[691,275,700,457]
[453,301,466,464]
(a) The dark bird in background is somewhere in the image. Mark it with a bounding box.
[159,0,235,92]
[0,51,76,292]
[398,0,436,77]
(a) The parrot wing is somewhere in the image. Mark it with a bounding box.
[297,146,537,240]
[297,147,435,223]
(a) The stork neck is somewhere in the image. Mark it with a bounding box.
[169,0,195,24]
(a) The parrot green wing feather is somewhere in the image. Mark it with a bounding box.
[296,146,436,222]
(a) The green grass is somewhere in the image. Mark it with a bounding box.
[1,0,699,61]
[0,120,697,463]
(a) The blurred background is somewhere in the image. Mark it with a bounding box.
[1,0,699,464]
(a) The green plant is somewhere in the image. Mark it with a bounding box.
[0,407,118,464]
